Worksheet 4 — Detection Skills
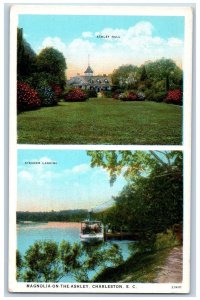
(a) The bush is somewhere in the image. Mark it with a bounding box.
[25,72,51,90]
[165,89,182,105]
[154,229,180,251]
[119,91,140,101]
[25,73,66,93]
[36,86,57,106]
[112,89,124,99]
[51,84,63,98]
[127,92,138,101]
[64,88,88,102]
[137,92,146,101]
[137,83,146,92]
[86,89,97,98]
[118,91,128,100]
[17,81,41,111]
[102,90,113,98]
[145,90,167,102]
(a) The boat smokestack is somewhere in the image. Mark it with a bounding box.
[88,210,92,221]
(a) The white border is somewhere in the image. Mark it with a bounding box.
[9,4,193,294]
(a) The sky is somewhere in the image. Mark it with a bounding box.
[17,150,127,212]
[18,14,184,78]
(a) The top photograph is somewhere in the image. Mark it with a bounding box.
[12,6,192,145]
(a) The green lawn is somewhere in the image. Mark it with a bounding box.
[17,98,182,145]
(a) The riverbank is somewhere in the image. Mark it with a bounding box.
[94,246,182,283]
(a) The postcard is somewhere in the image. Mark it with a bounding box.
[9,4,192,294]
[10,5,192,146]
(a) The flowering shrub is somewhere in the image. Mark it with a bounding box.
[165,89,182,105]
[64,88,88,102]
[112,89,123,99]
[128,92,138,101]
[137,92,146,101]
[36,86,57,106]
[51,84,63,98]
[17,81,41,111]
[118,91,129,100]
[119,91,139,101]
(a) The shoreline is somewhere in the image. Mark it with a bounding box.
[94,245,183,283]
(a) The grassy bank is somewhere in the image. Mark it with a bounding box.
[94,230,182,283]
[17,98,182,145]
[94,247,173,283]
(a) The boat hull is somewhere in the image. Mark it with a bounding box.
[80,234,104,243]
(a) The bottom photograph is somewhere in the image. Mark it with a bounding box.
[10,149,188,293]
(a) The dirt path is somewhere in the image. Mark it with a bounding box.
[154,246,183,283]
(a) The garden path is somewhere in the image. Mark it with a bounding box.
[154,246,183,283]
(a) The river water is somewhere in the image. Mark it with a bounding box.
[17,221,135,282]
[17,222,81,254]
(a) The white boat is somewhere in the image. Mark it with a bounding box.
[80,220,104,243]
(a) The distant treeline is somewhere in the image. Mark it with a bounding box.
[17,209,88,223]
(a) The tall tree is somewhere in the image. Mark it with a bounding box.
[144,58,183,90]
[111,65,139,88]
[140,65,148,81]
[36,47,67,87]
[17,241,123,283]
[17,28,37,79]
[87,151,183,241]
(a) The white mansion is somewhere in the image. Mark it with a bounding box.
[67,64,112,92]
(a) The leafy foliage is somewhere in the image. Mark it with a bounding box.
[112,89,124,99]
[111,59,183,103]
[118,91,138,101]
[137,92,146,101]
[146,90,167,102]
[17,28,36,79]
[64,88,88,102]
[59,241,81,273]
[24,73,62,104]
[74,243,123,282]
[17,209,88,223]
[51,84,63,98]
[86,89,98,98]
[165,89,182,105]
[87,151,183,244]
[17,28,67,111]
[17,240,123,283]
[119,91,146,101]
[111,65,139,89]
[154,229,180,251]
[144,58,183,90]
[25,72,53,90]
[87,150,182,183]
[36,47,67,88]
[101,90,112,98]
[23,241,60,282]
[17,81,41,111]
[36,86,57,106]
[16,250,24,280]
[140,65,148,81]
